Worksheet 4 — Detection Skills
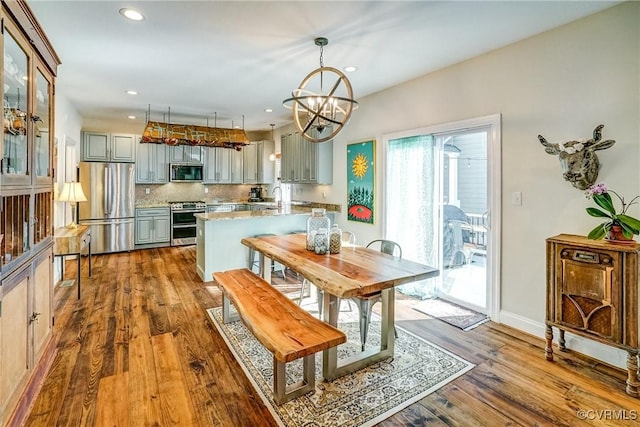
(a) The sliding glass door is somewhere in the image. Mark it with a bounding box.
[385,135,438,300]
[437,129,488,310]
[384,114,500,317]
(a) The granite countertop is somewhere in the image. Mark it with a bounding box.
[135,199,340,212]
[195,205,316,221]
[135,201,170,208]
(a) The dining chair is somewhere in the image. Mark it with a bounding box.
[350,239,401,351]
[342,230,356,246]
[248,233,286,279]
[298,230,358,316]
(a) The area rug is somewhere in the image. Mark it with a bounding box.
[413,298,489,331]
[206,305,473,427]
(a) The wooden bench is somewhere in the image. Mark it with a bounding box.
[213,268,346,404]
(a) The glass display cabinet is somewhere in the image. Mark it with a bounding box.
[0,1,60,425]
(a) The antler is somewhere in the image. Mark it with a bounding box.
[592,124,604,142]
[538,134,560,155]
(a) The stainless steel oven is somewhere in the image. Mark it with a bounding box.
[170,201,206,246]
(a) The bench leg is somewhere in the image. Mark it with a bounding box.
[273,354,315,405]
[222,295,240,323]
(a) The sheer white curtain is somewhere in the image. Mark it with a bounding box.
[386,134,437,299]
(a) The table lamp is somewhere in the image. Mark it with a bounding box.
[58,181,87,228]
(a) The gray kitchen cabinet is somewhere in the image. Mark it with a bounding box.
[243,140,275,184]
[135,208,170,245]
[82,132,136,162]
[281,131,332,184]
[136,141,168,184]
[243,143,258,183]
[169,145,203,164]
[203,147,243,184]
[230,148,244,184]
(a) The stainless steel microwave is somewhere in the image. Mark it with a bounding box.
[170,164,204,182]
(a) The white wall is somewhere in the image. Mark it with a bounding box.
[292,3,639,366]
[52,93,83,281]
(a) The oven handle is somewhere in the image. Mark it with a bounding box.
[171,209,205,214]
[172,224,197,229]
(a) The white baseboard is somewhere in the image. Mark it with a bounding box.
[499,310,628,370]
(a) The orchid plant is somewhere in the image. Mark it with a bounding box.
[585,183,640,240]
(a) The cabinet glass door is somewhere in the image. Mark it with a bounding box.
[34,67,52,180]
[2,29,30,181]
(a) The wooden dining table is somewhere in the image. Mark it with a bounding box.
[241,233,439,380]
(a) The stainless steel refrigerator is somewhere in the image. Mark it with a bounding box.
[78,162,135,254]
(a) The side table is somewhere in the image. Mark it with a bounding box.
[53,225,92,299]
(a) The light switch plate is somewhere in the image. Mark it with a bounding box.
[511,191,522,206]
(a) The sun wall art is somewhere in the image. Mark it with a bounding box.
[347,139,375,224]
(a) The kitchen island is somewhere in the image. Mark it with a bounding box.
[195,205,335,282]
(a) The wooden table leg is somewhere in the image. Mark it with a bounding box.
[77,256,81,299]
[545,324,554,361]
[87,234,92,277]
[626,349,639,397]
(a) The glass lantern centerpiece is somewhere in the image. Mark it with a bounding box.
[329,223,342,254]
[306,208,330,251]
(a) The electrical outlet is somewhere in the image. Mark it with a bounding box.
[204,187,209,193]
[145,187,150,194]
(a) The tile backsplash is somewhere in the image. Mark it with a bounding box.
[135,183,342,212]
[135,183,266,204]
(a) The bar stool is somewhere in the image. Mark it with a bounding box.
[248,233,286,278]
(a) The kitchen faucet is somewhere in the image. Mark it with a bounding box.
[272,186,282,209]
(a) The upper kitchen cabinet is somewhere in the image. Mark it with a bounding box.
[280,131,332,184]
[81,132,137,163]
[169,145,202,164]
[136,141,168,184]
[203,147,243,184]
[243,140,274,184]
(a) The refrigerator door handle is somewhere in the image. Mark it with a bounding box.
[104,167,110,216]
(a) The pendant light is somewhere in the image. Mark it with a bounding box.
[283,37,358,143]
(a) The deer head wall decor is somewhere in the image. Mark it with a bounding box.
[538,124,615,190]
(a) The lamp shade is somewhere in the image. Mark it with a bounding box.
[58,182,87,203]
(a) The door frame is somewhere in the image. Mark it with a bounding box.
[382,113,501,320]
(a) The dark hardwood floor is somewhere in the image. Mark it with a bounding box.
[24,246,638,426]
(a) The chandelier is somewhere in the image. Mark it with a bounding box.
[283,37,358,143]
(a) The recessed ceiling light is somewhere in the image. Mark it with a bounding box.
[265,109,273,113]
[128,115,136,120]
[125,90,138,95]
[119,8,145,21]
[344,66,358,73]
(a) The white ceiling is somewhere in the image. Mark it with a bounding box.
[28,1,618,133]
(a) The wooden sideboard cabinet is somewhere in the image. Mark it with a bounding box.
[545,234,639,397]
